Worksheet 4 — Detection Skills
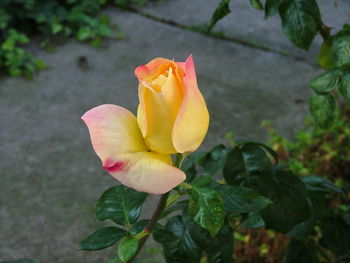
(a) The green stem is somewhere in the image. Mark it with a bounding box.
[166,192,181,207]
[126,192,170,263]
[179,182,193,189]
[126,153,186,262]
[174,152,187,167]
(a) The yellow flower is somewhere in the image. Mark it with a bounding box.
[81,56,209,194]
[136,55,209,154]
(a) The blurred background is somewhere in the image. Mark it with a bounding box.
[1,0,349,262]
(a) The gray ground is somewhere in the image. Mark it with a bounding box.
[1,0,349,262]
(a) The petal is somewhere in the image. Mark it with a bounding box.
[82,104,185,194]
[172,55,209,153]
[138,67,182,154]
[81,104,147,163]
[137,103,147,138]
[108,152,186,194]
[136,58,176,140]
[161,67,183,108]
[135,58,172,82]
[175,62,186,73]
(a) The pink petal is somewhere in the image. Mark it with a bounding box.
[81,104,185,194]
[81,104,147,164]
[109,152,186,194]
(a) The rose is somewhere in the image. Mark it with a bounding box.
[135,55,209,154]
[81,55,209,194]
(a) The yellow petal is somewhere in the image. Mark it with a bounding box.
[137,103,147,138]
[138,67,182,154]
[110,152,186,194]
[172,55,209,153]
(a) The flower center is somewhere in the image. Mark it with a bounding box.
[150,70,170,92]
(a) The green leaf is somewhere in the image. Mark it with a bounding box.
[343,212,350,225]
[318,39,336,70]
[78,226,126,251]
[117,237,139,262]
[283,239,320,263]
[249,0,263,10]
[205,225,233,263]
[160,200,188,219]
[155,211,233,263]
[189,186,225,236]
[301,175,342,194]
[77,26,93,41]
[265,0,280,18]
[215,184,272,214]
[260,169,309,233]
[98,24,112,37]
[340,70,350,98]
[331,25,350,67]
[153,223,178,244]
[188,221,234,263]
[91,37,102,48]
[224,143,274,188]
[279,0,321,50]
[321,217,350,256]
[288,219,314,240]
[309,69,342,94]
[130,220,161,237]
[197,144,230,177]
[9,67,21,77]
[99,14,111,25]
[153,216,201,263]
[241,212,265,228]
[106,257,123,263]
[192,175,211,187]
[2,39,14,51]
[180,156,197,183]
[96,185,148,226]
[235,141,278,163]
[130,220,149,235]
[115,0,130,9]
[309,93,336,128]
[35,59,46,70]
[223,147,246,185]
[208,0,231,32]
[52,23,63,34]
[306,191,328,220]
[240,143,273,174]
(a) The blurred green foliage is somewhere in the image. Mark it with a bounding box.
[209,0,350,129]
[219,103,350,263]
[0,29,45,78]
[79,138,350,262]
[0,0,154,78]
[263,103,350,180]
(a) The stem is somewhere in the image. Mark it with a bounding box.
[174,152,187,167]
[166,192,181,207]
[320,22,332,40]
[179,182,192,189]
[126,192,170,263]
[126,153,186,262]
